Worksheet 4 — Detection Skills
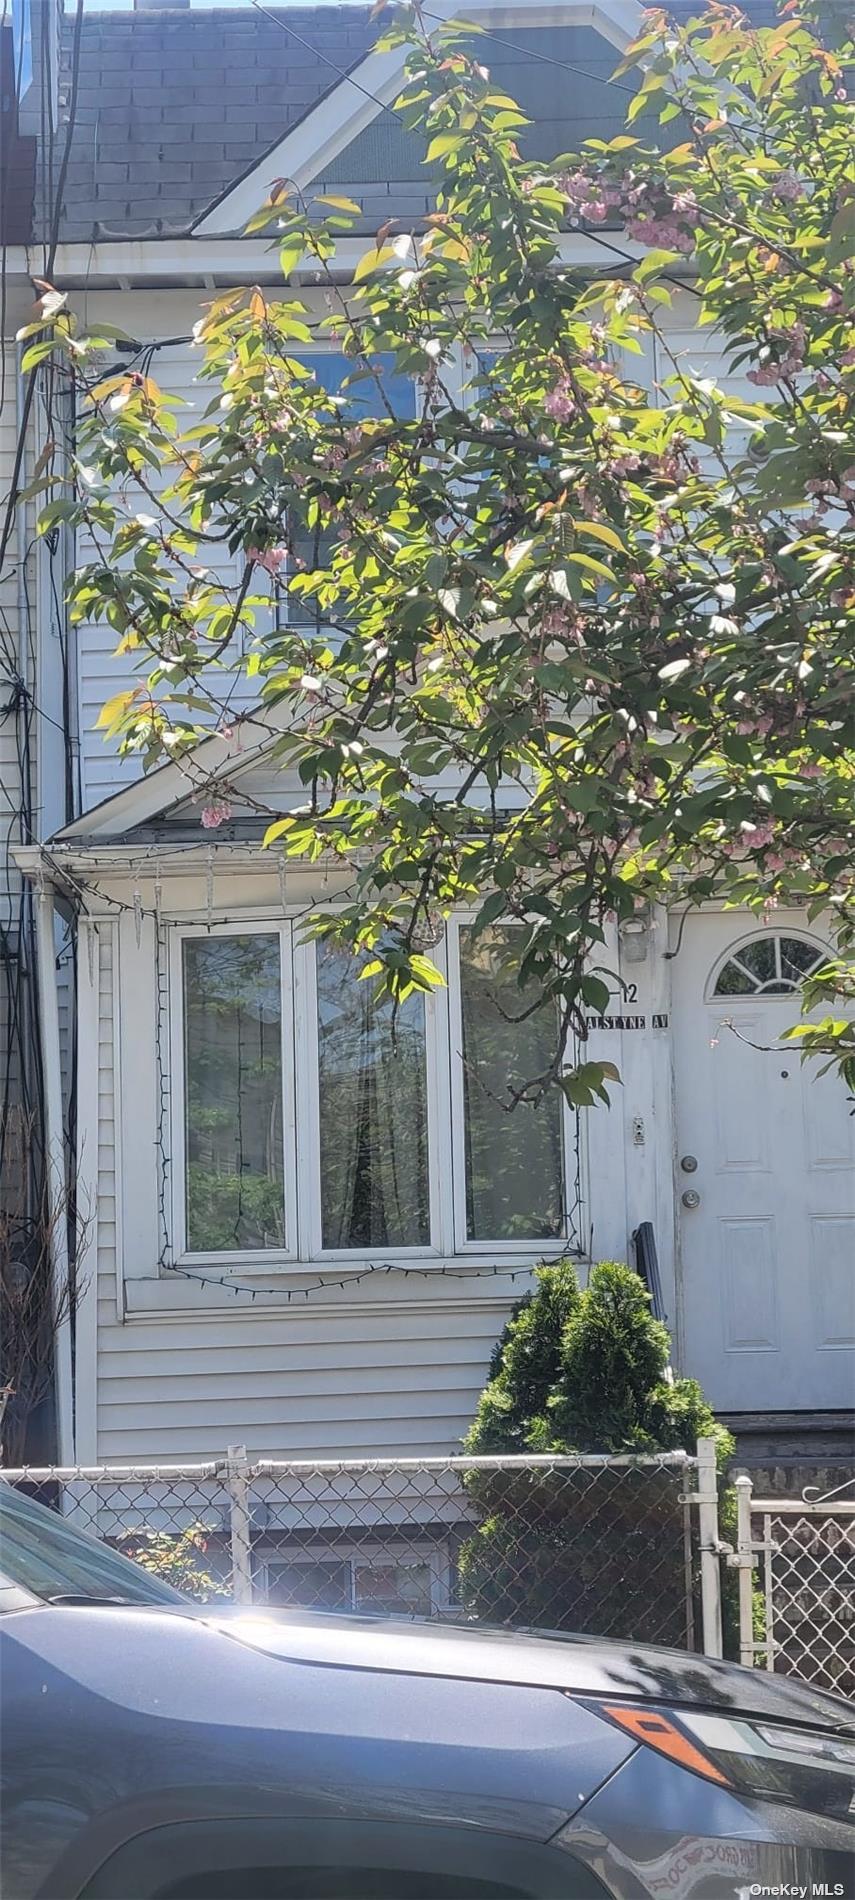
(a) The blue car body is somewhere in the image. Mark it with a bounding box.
[1,1484,853,1900]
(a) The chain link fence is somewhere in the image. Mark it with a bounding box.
[735,1477,855,1694]
[1,1449,706,1651]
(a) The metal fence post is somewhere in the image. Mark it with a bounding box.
[696,1436,723,1658]
[225,1444,254,1604]
[733,1474,756,1669]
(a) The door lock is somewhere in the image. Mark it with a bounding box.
[681,1188,701,1210]
[680,1154,698,1173]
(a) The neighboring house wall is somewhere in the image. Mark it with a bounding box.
[0,331,39,1197]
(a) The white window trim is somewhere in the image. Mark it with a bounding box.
[168,919,299,1267]
[167,912,582,1276]
[446,914,581,1256]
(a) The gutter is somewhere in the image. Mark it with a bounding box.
[0,231,683,291]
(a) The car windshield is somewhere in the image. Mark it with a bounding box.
[0,1483,188,1607]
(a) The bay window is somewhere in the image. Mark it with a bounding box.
[172,919,575,1266]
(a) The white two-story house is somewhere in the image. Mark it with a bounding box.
[2,0,852,1478]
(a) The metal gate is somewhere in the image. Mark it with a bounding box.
[734,1475,855,1694]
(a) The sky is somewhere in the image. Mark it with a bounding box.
[77,1,366,9]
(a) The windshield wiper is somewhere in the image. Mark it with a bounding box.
[45,1592,141,1606]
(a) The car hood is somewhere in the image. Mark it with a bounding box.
[207,1609,855,1731]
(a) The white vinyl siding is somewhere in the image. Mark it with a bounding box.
[73,324,419,811]
[75,338,252,809]
[86,905,554,1461]
[94,1297,520,1461]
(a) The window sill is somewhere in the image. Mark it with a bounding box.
[122,1251,576,1317]
[171,1242,575,1276]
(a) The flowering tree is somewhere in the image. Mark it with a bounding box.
[24,1,855,1104]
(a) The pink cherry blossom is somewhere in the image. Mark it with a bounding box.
[741,821,775,849]
[765,170,804,203]
[200,801,232,830]
[248,545,287,575]
[544,379,575,422]
[541,604,584,646]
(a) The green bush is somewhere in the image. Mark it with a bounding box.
[461,1261,748,1653]
[117,1524,230,1601]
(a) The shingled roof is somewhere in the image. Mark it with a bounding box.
[55,4,379,241]
[46,0,782,246]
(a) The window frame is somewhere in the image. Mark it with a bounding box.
[167,914,580,1274]
[706,928,826,1001]
[168,919,299,1267]
[446,915,580,1257]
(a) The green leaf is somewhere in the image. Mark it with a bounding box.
[576,521,626,553]
[827,201,855,266]
[263,818,293,847]
[567,552,613,582]
[314,195,362,216]
[97,689,139,732]
[426,133,465,162]
[633,248,681,283]
[352,243,396,282]
[278,236,305,279]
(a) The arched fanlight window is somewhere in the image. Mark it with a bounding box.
[712,933,825,998]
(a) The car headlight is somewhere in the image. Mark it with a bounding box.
[580,1701,855,1820]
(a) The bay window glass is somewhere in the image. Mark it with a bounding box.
[458,926,565,1242]
[183,934,285,1252]
[316,942,430,1250]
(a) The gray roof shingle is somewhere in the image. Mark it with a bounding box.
[43,0,784,245]
[51,5,379,240]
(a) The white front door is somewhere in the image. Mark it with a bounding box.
[672,914,855,1412]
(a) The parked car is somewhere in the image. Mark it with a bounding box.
[1,1481,854,1900]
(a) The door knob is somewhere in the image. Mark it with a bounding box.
[681,1189,701,1210]
[680,1154,698,1173]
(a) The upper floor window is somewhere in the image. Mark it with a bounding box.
[171,920,574,1267]
[285,353,417,632]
